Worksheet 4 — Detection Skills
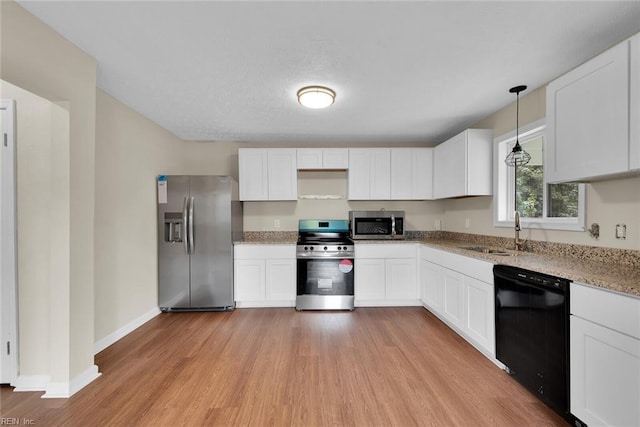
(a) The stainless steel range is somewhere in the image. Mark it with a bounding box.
[296,220,355,311]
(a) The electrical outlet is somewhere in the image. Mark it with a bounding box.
[616,224,626,240]
[274,219,281,229]
[465,218,471,229]
[434,219,441,230]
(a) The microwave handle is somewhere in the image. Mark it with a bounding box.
[391,214,396,237]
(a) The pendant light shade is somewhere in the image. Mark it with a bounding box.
[505,85,531,167]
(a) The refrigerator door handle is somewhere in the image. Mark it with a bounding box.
[182,196,189,254]
[188,196,195,254]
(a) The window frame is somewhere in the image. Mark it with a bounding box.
[493,118,586,231]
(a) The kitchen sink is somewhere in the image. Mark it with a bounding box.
[459,245,513,256]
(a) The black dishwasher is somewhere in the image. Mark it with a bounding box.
[494,265,572,421]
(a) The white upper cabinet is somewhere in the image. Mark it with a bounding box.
[348,148,391,200]
[390,148,433,200]
[349,147,432,200]
[297,148,348,169]
[239,148,297,201]
[632,34,640,171]
[432,129,493,199]
[546,32,640,183]
[238,148,268,200]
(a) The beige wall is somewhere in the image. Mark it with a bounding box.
[1,0,97,393]
[444,86,640,250]
[94,90,186,344]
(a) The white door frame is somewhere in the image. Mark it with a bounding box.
[1,99,18,384]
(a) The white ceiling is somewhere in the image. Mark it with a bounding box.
[16,1,640,144]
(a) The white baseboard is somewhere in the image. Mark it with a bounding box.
[235,301,295,308]
[355,299,422,307]
[13,374,50,392]
[94,307,160,354]
[42,364,101,398]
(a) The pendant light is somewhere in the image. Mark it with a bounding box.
[504,85,531,166]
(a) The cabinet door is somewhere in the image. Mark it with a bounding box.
[571,316,640,427]
[265,259,296,301]
[369,148,391,200]
[267,149,297,200]
[420,259,443,312]
[386,258,417,300]
[442,268,465,328]
[447,132,468,197]
[432,142,451,199]
[412,148,433,200]
[355,259,386,301]
[546,41,630,182]
[391,148,413,200]
[348,148,370,200]
[238,149,268,201]
[297,148,323,169]
[464,276,495,355]
[631,34,640,171]
[323,148,349,169]
[234,259,265,301]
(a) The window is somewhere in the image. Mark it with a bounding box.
[494,119,585,231]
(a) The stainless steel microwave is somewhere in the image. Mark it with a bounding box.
[349,210,405,240]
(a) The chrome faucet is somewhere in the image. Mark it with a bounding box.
[514,211,526,251]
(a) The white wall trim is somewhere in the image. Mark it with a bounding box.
[12,374,50,392]
[42,364,101,399]
[94,307,160,354]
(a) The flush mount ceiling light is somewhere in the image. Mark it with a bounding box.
[297,86,336,109]
[505,85,531,167]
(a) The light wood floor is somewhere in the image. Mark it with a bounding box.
[1,307,566,426]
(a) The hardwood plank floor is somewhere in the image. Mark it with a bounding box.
[0,307,567,426]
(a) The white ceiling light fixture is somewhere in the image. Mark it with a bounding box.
[297,86,336,109]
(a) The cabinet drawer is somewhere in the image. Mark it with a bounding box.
[439,251,493,284]
[355,243,417,259]
[420,245,444,265]
[571,282,640,339]
[234,244,295,260]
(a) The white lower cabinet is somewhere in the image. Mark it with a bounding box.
[234,245,296,307]
[420,259,443,313]
[464,276,494,353]
[442,269,465,327]
[354,259,386,301]
[355,244,419,306]
[420,245,495,357]
[570,283,640,426]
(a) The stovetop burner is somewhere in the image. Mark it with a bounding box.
[297,219,354,258]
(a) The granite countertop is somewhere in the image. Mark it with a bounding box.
[234,231,640,299]
[416,239,640,299]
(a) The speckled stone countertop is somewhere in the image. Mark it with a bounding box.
[235,231,298,244]
[235,231,640,298]
[417,238,639,299]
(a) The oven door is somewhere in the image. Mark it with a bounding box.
[296,257,354,296]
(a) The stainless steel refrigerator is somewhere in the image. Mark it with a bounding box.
[157,175,242,311]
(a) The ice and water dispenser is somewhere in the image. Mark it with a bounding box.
[164,212,184,243]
